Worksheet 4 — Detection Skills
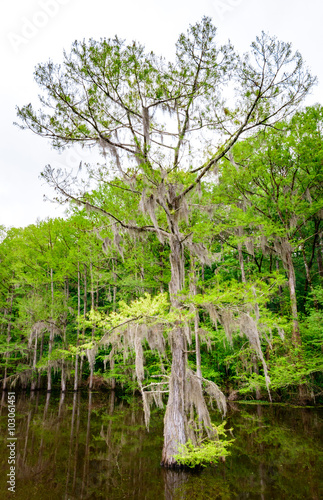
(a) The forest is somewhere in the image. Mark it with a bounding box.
[1,17,323,468]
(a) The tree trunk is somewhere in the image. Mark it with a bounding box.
[47,268,55,392]
[238,243,246,283]
[195,310,202,382]
[37,333,44,389]
[302,247,318,309]
[285,249,302,346]
[83,264,87,335]
[61,366,66,392]
[90,263,95,312]
[112,260,117,311]
[3,291,14,391]
[237,227,246,283]
[161,327,187,467]
[61,277,69,392]
[161,236,187,467]
[110,356,116,390]
[74,261,81,391]
[47,326,54,392]
[253,357,261,400]
[89,262,95,390]
[31,335,38,391]
[190,259,202,384]
[96,279,99,308]
[285,246,309,401]
[79,355,84,387]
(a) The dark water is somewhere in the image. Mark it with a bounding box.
[0,391,322,500]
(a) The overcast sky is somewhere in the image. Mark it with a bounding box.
[1,0,322,228]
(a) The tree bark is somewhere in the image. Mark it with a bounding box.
[83,264,87,334]
[74,261,81,391]
[190,259,202,384]
[61,277,69,392]
[47,268,55,392]
[237,227,246,283]
[3,291,14,391]
[31,335,38,391]
[161,327,187,467]
[285,249,302,346]
[195,310,202,383]
[161,236,188,467]
[285,246,309,401]
[238,243,246,283]
[89,262,95,390]
[112,259,117,311]
[37,333,44,389]
[302,246,318,309]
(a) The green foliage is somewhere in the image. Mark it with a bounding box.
[173,422,234,468]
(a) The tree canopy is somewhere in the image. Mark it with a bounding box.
[7,17,323,467]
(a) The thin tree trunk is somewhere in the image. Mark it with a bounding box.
[61,365,66,392]
[276,260,283,297]
[285,249,302,346]
[47,326,54,392]
[47,268,55,392]
[195,311,202,382]
[61,278,68,392]
[112,260,117,311]
[79,355,84,387]
[89,262,95,390]
[285,246,309,401]
[190,258,202,384]
[159,245,165,293]
[96,279,99,308]
[90,263,95,312]
[315,221,323,278]
[302,246,318,309]
[31,335,38,391]
[83,264,87,334]
[37,333,44,389]
[253,357,261,400]
[237,227,246,283]
[77,264,87,387]
[74,261,81,391]
[110,356,116,390]
[3,292,14,391]
[238,243,246,283]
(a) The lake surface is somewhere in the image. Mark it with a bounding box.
[0,391,322,499]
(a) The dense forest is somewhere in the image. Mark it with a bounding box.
[1,18,323,467]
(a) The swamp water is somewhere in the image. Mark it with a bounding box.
[0,391,322,499]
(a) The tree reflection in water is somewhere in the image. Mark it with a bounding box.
[0,392,322,499]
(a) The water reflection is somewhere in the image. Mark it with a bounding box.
[0,392,322,499]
